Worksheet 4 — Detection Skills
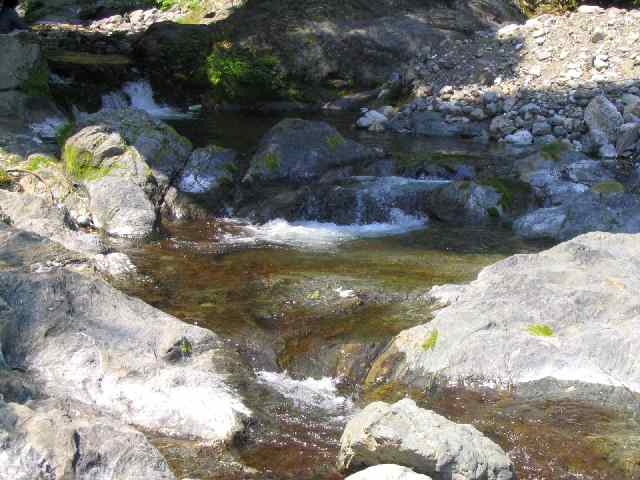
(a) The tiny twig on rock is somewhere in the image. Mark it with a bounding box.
[6,169,55,205]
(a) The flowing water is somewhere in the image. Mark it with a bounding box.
[112,96,640,479]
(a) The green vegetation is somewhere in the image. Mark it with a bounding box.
[592,180,625,195]
[25,154,56,172]
[326,134,345,151]
[422,329,439,351]
[516,0,640,15]
[262,151,281,172]
[487,207,500,218]
[205,43,285,102]
[179,337,193,356]
[19,62,50,98]
[482,177,532,210]
[55,122,75,150]
[395,151,471,170]
[541,141,569,161]
[64,145,113,181]
[0,168,11,188]
[527,323,554,337]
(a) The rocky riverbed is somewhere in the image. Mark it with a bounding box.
[3,1,640,479]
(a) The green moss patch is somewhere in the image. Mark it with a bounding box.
[0,168,11,187]
[395,151,472,170]
[55,121,76,150]
[527,323,554,337]
[326,134,345,151]
[592,180,624,195]
[25,154,57,172]
[205,43,285,102]
[422,329,439,351]
[262,151,281,172]
[541,141,570,161]
[63,144,113,181]
[482,177,532,210]
[20,62,50,98]
[47,51,132,66]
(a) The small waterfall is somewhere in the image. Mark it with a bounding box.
[100,80,192,119]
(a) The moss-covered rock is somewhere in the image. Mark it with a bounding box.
[63,110,194,237]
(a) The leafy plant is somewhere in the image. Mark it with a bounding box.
[527,323,554,337]
[179,337,193,356]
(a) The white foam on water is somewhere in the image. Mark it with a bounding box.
[101,80,193,119]
[220,209,427,249]
[256,370,353,414]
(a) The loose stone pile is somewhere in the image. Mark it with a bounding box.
[358,6,640,163]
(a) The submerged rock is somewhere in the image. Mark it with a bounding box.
[368,232,640,394]
[345,465,432,480]
[243,119,378,185]
[337,398,514,480]
[0,398,176,480]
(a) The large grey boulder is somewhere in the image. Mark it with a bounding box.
[0,398,176,480]
[243,119,377,185]
[75,108,192,187]
[65,109,193,236]
[0,33,43,91]
[368,232,640,393]
[346,465,432,480]
[0,266,251,443]
[337,399,514,480]
[584,95,623,147]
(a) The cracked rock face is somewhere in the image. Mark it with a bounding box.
[0,398,176,480]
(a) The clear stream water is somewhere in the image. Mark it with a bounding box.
[111,86,640,479]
